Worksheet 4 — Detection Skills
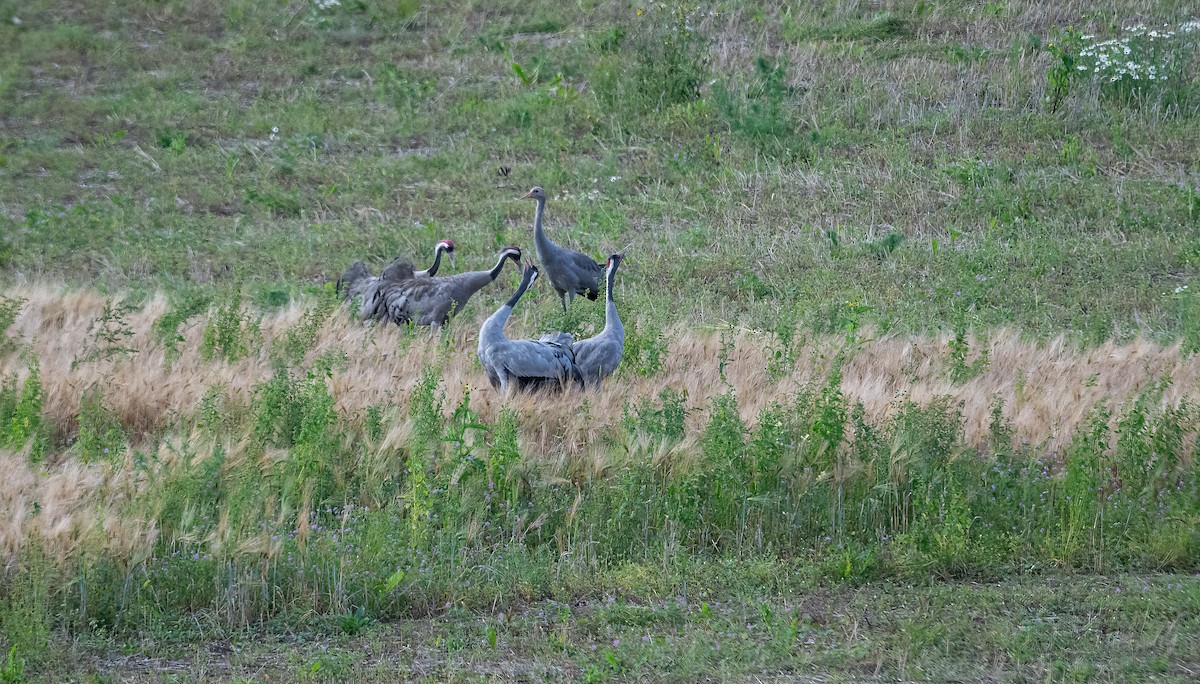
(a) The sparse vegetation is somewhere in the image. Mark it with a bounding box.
[1,0,1199,680]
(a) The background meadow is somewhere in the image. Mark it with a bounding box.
[1,0,1199,681]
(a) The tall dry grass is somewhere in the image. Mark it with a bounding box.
[3,284,1197,458]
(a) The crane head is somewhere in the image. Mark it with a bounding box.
[500,246,523,264]
[438,239,456,268]
[605,253,624,270]
[523,261,539,284]
[522,187,546,201]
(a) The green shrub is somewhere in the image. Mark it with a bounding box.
[1,360,47,463]
[621,0,709,111]
[270,300,333,368]
[201,284,261,363]
[714,57,807,161]
[0,296,23,356]
[153,291,212,363]
[71,298,138,369]
[75,384,126,463]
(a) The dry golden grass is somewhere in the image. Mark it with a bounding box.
[3,283,1197,459]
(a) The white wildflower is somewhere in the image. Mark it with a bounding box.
[1174,285,1189,294]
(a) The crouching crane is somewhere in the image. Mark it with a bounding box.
[338,239,454,317]
[478,262,583,393]
[373,247,522,328]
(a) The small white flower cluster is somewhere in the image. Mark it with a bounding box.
[1175,284,1190,294]
[269,126,280,142]
[313,0,340,10]
[1075,25,1176,83]
[1181,20,1200,33]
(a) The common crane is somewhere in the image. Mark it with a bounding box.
[477,262,584,393]
[572,253,625,388]
[523,187,604,311]
[373,247,522,327]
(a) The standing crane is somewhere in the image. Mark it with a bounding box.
[477,262,583,393]
[522,187,604,311]
[373,247,522,327]
[572,253,625,388]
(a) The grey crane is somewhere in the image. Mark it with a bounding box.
[356,259,415,321]
[340,258,415,315]
[477,262,583,393]
[523,187,605,311]
[337,260,374,302]
[340,239,454,319]
[374,246,522,327]
[572,253,625,388]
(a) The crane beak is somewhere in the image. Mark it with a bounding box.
[448,253,456,270]
[520,190,533,199]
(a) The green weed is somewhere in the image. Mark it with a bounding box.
[625,0,709,110]
[0,296,23,356]
[74,385,126,463]
[201,284,261,363]
[153,291,212,364]
[1,360,47,462]
[714,57,807,161]
[71,299,138,370]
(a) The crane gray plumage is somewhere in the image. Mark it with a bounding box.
[357,258,416,320]
[374,247,522,327]
[359,238,453,319]
[338,236,451,309]
[572,253,625,388]
[337,260,373,301]
[340,239,454,319]
[340,258,415,320]
[477,262,583,393]
[523,187,605,311]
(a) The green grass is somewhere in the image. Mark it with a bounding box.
[60,571,1200,682]
[0,0,1196,340]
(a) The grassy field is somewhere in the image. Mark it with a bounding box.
[2,0,1200,681]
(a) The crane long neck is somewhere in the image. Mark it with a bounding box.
[602,265,619,332]
[429,245,445,276]
[532,198,551,250]
[506,273,534,308]
[481,270,530,343]
[488,253,511,281]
